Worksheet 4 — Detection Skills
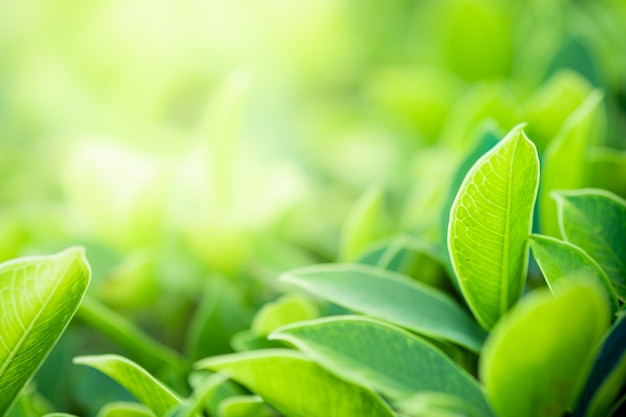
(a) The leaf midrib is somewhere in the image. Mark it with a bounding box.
[500,137,516,315]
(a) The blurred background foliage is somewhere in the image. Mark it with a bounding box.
[1,0,626,415]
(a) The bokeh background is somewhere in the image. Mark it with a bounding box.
[1,0,626,415]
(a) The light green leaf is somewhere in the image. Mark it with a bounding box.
[251,293,319,337]
[96,402,154,417]
[196,349,396,417]
[448,124,540,329]
[554,188,626,299]
[340,184,389,261]
[166,373,228,417]
[270,316,493,416]
[397,392,484,417]
[540,90,604,236]
[480,283,610,417]
[73,354,181,417]
[588,147,626,199]
[529,234,619,315]
[282,263,486,353]
[0,248,91,417]
[218,396,273,417]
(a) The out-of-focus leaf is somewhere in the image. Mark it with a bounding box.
[187,371,245,417]
[282,263,486,353]
[271,316,493,416]
[218,396,273,417]
[573,314,626,417]
[73,355,181,417]
[480,283,610,417]
[554,189,626,299]
[397,392,484,417]
[340,184,389,261]
[166,373,228,417]
[546,37,600,87]
[230,331,283,353]
[588,148,626,199]
[196,349,396,417]
[529,234,618,315]
[540,90,604,236]
[448,125,539,329]
[184,278,252,360]
[251,293,319,336]
[0,248,90,417]
[96,402,153,417]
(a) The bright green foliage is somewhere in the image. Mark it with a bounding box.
[480,283,610,417]
[573,314,626,417]
[529,234,618,315]
[73,355,182,417]
[396,392,484,417]
[554,189,626,299]
[448,125,540,329]
[251,293,319,336]
[540,91,604,237]
[96,402,153,417]
[282,263,486,352]
[166,373,228,417]
[588,148,626,198]
[0,248,90,417]
[197,349,396,417]
[271,316,492,416]
[218,396,272,417]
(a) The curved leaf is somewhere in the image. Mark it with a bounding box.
[73,355,181,417]
[529,234,618,315]
[196,349,396,417]
[282,263,486,353]
[397,392,485,417]
[251,293,319,336]
[554,188,626,300]
[96,402,154,417]
[166,373,228,417]
[480,283,610,417]
[270,316,493,416]
[218,396,273,417]
[448,124,540,329]
[0,248,91,417]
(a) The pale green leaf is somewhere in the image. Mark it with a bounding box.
[251,293,319,336]
[166,373,228,417]
[554,188,626,299]
[480,283,610,417]
[218,396,273,417]
[73,354,182,417]
[540,90,604,236]
[96,402,154,417]
[529,234,619,315]
[196,349,396,417]
[270,316,493,416]
[282,263,486,353]
[448,124,540,329]
[397,392,484,417]
[0,248,91,417]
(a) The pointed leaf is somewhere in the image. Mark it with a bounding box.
[282,264,486,353]
[529,234,618,314]
[73,355,181,417]
[270,316,493,416]
[448,125,540,329]
[540,91,604,236]
[554,188,626,299]
[251,293,319,337]
[196,349,396,417]
[0,248,90,417]
[480,283,610,417]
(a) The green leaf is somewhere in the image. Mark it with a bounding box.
[251,293,319,336]
[73,354,182,417]
[540,90,604,237]
[96,402,154,417]
[0,248,91,417]
[282,263,486,353]
[218,396,273,417]
[448,124,540,329]
[270,316,493,416]
[396,392,484,417]
[340,184,389,261]
[588,148,626,199]
[573,314,626,417]
[554,188,626,299]
[166,373,228,417]
[529,234,619,315]
[196,349,396,417]
[480,283,610,417]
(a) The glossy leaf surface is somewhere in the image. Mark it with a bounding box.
[0,248,90,417]
[271,316,492,416]
[448,124,540,329]
[529,234,618,314]
[555,189,626,299]
[196,349,396,417]
[282,263,486,352]
[73,355,181,417]
[480,284,610,417]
